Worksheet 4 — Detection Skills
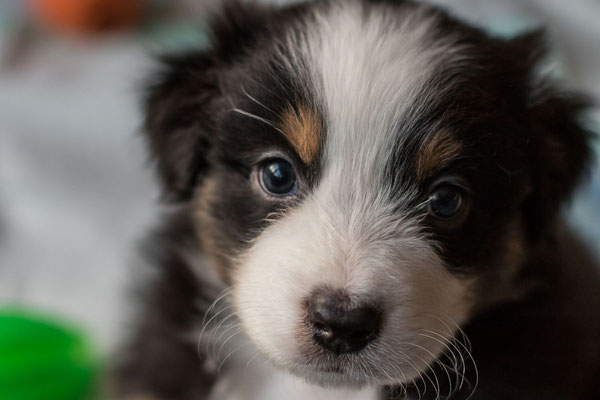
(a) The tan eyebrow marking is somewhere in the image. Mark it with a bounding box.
[280,104,322,164]
[417,131,462,179]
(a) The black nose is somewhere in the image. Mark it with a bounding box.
[307,289,381,354]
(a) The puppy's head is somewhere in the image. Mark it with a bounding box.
[144,0,593,388]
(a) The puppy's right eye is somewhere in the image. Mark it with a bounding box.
[259,159,297,196]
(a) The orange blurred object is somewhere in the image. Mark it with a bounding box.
[28,0,142,35]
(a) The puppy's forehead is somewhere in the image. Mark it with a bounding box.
[283,1,466,185]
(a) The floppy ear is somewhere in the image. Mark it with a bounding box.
[510,31,596,240]
[526,90,594,238]
[143,2,276,202]
[144,52,219,202]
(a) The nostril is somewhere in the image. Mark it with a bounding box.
[313,322,333,338]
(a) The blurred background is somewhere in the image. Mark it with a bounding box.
[0,0,598,398]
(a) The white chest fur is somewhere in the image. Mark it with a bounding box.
[208,356,379,400]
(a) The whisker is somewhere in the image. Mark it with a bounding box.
[216,328,243,363]
[241,85,277,115]
[418,331,458,396]
[426,313,479,398]
[197,288,234,358]
[208,312,238,355]
[231,108,284,134]
[202,286,234,328]
[212,320,240,356]
[245,349,262,368]
[422,329,465,392]
[218,342,253,375]
[405,342,442,400]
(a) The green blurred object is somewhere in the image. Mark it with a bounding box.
[0,308,98,400]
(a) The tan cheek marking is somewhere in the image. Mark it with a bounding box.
[192,178,231,282]
[280,105,322,164]
[475,220,529,312]
[417,131,462,179]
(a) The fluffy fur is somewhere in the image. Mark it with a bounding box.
[114,1,600,399]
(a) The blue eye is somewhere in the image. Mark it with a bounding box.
[260,159,297,196]
[428,184,464,219]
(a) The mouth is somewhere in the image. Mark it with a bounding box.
[288,356,376,388]
[301,367,368,388]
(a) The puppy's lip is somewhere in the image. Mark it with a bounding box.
[294,360,347,376]
[302,367,370,389]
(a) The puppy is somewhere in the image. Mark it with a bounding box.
[115,1,600,399]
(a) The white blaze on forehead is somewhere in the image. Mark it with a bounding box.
[298,0,456,189]
[233,1,474,387]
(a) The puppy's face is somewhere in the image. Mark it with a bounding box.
[145,0,591,389]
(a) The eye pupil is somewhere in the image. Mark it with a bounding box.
[428,185,463,219]
[261,159,297,195]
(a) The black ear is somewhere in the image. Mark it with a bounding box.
[510,31,596,240]
[143,2,276,202]
[526,90,594,240]
[208,1,275,63]
[144,52,219,202]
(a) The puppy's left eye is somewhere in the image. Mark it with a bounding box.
[427,184,464,219]
[259,159,297,196]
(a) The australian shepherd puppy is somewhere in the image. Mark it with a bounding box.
[115,0,600,399]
